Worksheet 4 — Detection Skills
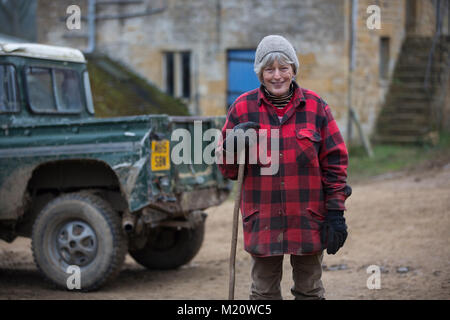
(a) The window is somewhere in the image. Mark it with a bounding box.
[0,64,20,113]
[181,52,191,99]
[25,67,84,113]
[54,69,83,111]
[379,37,390,80]
[164,51,191,99]
[165,52,175,97]
[26,67,56,112]
[405,0,417,32]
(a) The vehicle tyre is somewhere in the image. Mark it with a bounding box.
[129,219,205,270]
[31,192,127,291]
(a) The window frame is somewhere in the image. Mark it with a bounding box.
[0,63,21,114]
[379,37,390,80]
[163,51,192,100]
[180,51,191,99]
[24,64,84,115]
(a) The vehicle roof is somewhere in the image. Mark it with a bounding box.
[0,42,86,63]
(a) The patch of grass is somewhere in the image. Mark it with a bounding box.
[348,132,450,184]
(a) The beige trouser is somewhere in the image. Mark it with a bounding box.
[249,253,325,300]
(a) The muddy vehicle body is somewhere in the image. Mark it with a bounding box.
[0,43,230,290]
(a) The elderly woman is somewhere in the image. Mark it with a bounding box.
[218,35,352,300]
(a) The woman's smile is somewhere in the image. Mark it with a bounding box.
[262,60,294,96]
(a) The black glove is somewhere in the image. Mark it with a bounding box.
[223,121,260,153]
[322,210,348,255]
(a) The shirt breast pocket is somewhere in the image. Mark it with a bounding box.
[295,129,321,167]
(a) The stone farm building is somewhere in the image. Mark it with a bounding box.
[31,0,450,143]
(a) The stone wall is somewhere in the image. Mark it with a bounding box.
[409,0,437,36]
[349,0,408,142]
[35,0,428,143]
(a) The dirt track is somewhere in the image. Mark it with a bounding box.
[1,163,450,300]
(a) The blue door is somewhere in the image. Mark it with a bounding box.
[227,50,260,108]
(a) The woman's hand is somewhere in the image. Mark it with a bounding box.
[223,121,260,153]
[322,210,348,255]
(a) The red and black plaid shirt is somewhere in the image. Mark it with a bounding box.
[218,81,351,257]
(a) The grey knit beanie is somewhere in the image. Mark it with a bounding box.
[254,35,299,73]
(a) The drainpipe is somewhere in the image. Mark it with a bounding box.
[85,0,96,54]
[347,0,357,143]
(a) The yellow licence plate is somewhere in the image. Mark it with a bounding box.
[151,140,170,171]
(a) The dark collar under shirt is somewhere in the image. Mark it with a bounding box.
[263,83,294,120]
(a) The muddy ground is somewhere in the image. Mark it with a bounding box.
[1,162,449,300]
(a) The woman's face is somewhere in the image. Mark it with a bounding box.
[262,60,294,96]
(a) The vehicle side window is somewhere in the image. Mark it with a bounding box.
[0,64,20,113]
[25,66,83,113]
[54,69,83,111]
[26,67,57,112]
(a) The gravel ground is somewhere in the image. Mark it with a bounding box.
[1,162,449,300]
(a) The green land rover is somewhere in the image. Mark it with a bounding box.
[0,42,230,291]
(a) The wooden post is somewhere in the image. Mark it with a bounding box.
[228,163,245,300]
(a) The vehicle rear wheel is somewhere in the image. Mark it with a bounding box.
[129,219,205,270]
[31,192,127,291]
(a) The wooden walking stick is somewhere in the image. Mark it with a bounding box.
[228,162,245,300]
